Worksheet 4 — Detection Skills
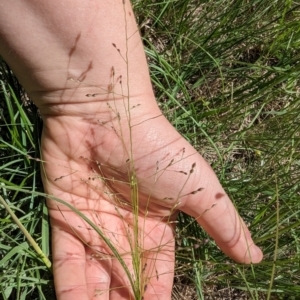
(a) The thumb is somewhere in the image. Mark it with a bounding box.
[181,157,263,264]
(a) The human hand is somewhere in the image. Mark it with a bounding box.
[40,100,263,300]
[0,1,263,299]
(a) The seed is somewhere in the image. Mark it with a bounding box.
[190,188,203,195]
[179,171,187,175]
[142,263,147,272]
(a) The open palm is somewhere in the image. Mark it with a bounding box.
[41,104,262,299]
[41,109,180,300]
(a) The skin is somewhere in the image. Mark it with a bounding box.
[0,1,263,299]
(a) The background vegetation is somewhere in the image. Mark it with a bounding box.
[1,0,299,299]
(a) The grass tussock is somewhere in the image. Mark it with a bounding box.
[1,0,300,299]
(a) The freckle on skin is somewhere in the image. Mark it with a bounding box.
[215,192,225,200]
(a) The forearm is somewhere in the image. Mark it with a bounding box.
[0,0,154,116]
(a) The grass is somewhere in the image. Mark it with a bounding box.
[0,65,54,299]
[1,0,300,299]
